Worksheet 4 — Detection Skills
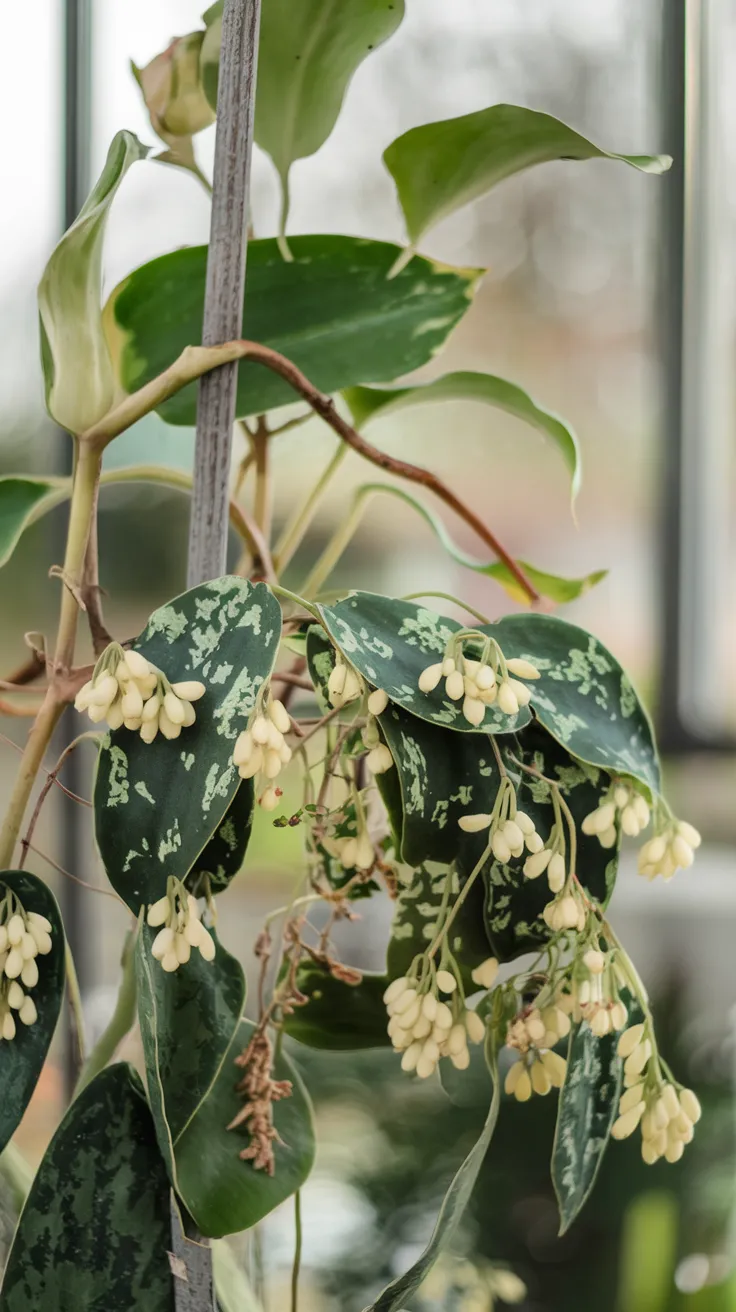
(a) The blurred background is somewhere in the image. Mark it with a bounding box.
[1,1,735,1308]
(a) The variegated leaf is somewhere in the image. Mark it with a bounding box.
[0,872,65,1157]
[0,1064,174,1310]
[318,592,531,735]
[187,780,253,896]
[94,577,281,913]
[458,723,620,962]
[386,864,492,992]
[552,1023,623,1235]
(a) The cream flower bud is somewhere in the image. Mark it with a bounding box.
[197,928,216,961]
[525,831,545,855]
[416,1052,437,1080]
[233,730,254,767]
[434,1001,453,1029]
[610,1000,628,1031]
[20,933,37,961]
[27,924,52,954]
[441,657,456,676]
[671,835,694,869]
[506,658,540,680]
[497,681,519,716]
[367,688,389,716]
[7,916,24,947]
[20,959,38,989]
[7,981,24,1010]
[491,831,512,864]
[421,992,438,1021]
[475,664,496,692]
[90,674,118,707]
[158,711,181,741]
[590,1010,611,1037]
[340,837,358,869]
[617,1023,645,1058]
[74,681,94,711]
[392,987,418,1016]
[598,826,618,849]
[171,680,206,703]
[445,670,465,701]
[262,748,281,780]
[459,813,492,833]
[623,1040,652,1079]
[679,1088,701,1123]
[548,852,566,888]
[583,949,605,974]
[259,787,281,812]
[511,1065,532,1102]
[471,958,499,990]
[619,1083,644,1114]
[384,977,410,1006]
[677,821,701,849]
[447,1024,467,1056]
[251,715,270,746]
[2,1012,16,1041]
[450,1046,470,1071]
[267,698,290,734]
[163,692,185,725]
[531,1062,552,1096]
[508,678,532,708]
[418,663,443,693]
[611,1102,646,1139]
[366,744,393,774]
[524,848,552,880]
[401,1042,422,1072]
[465,1010,486,1044]
[462,696,486,727]
[107,702,124,731]
[121,684,144,720]
[525,1012,546,1044]
[436,970,457,994]
[355,834,374,870]
[140,719,159,744]
[4,949,23,979]
[503,820,525,851]
[152,927,175,960]
[161,952,179,973]
[621,805,641,837]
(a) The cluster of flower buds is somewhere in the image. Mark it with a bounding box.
[384,956,495,1081]
[322,806,375,871]
[75,642,205,742]
[0,899,53,1040]
[523,815,567,892]
[504,1004,568,1101]
[572,946,628,1037]
[612,1022,701,1164]
[418,631,540,726]
[360,688,394,774]
[583,782,650,848]
[327,655,363,710]
[542,878,589,935]
[638,819,702,881]
[232,691,293,811]
[458,778,543,865]
[147,877,215,972]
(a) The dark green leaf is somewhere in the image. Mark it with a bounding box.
[0,872,65,1157]
[344,371,582,506]
[203,0,404,227]
[174,1018,316,1237]
[384,103,671,247]
[461,723,620,962]
[386,865,491,992]
[104,237,480,426]
[283,960,390,1049]
[0,1064,174,1311]
[94,576,281,913]
[187,780,253,896]
[552,1023,623,1235]
[318,592,532,735]
[362,1045,500,1312]
[39,131,149,434]
[0,478,67,568]
[136,926,246,1182]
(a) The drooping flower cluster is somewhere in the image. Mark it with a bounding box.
[75,642,205,741]
[322,817,375,873]
[542,875,589,935]
[582,782,650,847]
[458,777,543,865]
[147,877,215,972]
[562,944,629,1037]
[0,896,52,1041]
[504,1003,569,1101]
[384,956,495,1080]
[638,819,702,881]
[418,630,540,726]
[522,811,568,892]
[232,690,293,811]
[612,1022,701,1164]
[361,688,394,774]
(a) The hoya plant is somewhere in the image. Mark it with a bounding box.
[0,3,700,1309]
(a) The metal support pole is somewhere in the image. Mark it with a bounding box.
[175,2,262,1306]
[656,0,734,751]
[60,0,92,1101]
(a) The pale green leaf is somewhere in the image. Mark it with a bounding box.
[38,130,149,435]
[0,477,67,569]
[384,103,671,247]
[343,370,582,505]
[202,0,404,232]
[347,482,605,603]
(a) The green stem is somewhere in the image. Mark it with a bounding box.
[74,927,138,1097]
[402,591,493,626]
[0,692,64,869]
[55,442,102,670]
[290,1191,302,1312]
[270,584,322,622]
[300,488,374,599]
[273,443,347,573]
[277,174,294,264]
[65,943,87,1068]
[427,844,493,960]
